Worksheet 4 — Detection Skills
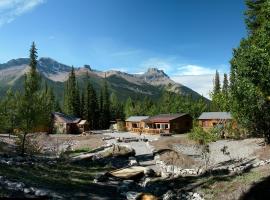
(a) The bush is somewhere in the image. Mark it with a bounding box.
[188,126,220,144]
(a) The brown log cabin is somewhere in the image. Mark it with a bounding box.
[198,112,233,130]
[142,113,193,134]
[52,112,89,134]
[125,116,149,132]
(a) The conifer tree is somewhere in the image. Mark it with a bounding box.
[18,42,42,155]
[222,73,229,94]
[230,0,270,142]
[213,70,221,95]
[101,79,110,129]
[84,81,98,129]
[64,67,80,117]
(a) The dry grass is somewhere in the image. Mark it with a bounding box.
[150,135,196,151]
[201,165,270,200]
[254,144,270,160]
[150,135,199,168]
[159,150,197,168]
[41,133,105,150]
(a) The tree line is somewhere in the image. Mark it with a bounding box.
[1,0,269,147]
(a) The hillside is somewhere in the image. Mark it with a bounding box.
[0,57,206,101]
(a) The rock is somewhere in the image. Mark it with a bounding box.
[166,165,174,174]
[141,177,152,187]
[24,188,31,194]
[161,171,171,178]
[94,174,108,182]
[144,168,156,177]
[35,189,49,197]
[126,191,141,200]
[129,159,138,166]
[15,182,25,191]
[163,190,175,200]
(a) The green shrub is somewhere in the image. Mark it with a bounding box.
[188,126,220,144]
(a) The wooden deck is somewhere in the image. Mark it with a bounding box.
[130,128,162,135]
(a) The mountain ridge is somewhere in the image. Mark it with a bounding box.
[0,57,207,101]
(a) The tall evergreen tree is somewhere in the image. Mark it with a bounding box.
[98,89,104,129]
[18,42,42,155]
[84,81,98,129]
[230,0,270,142]
[101,79,110,129]
[213,70,221,95]
[222,73,229,94]
[63,67,80,117]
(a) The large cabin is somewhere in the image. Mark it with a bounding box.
[143,113,193,134]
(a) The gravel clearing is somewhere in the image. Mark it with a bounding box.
[208,138,263,165]
[174,138,264,167]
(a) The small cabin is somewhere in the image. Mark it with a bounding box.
[143,113,193,134]
[198,112,233,130]
[52,112,89,134]
[125,116,149,132]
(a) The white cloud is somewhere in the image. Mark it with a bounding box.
[177,64,216,75]
[0,0,44,27]
[140,57,176,73]
[172,74,214,99]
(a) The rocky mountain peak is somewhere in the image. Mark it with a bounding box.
[145,67,169,78]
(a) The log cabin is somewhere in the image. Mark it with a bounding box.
[198,112,233,130]
[52,112,88,134]
[143,113,193,134]
[125,116,149,132]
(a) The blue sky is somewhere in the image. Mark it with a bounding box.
[0,0,246,97]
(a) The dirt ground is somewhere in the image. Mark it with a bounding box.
[150,134,196,151]
[49,134,105,150]
[201,164,270,200]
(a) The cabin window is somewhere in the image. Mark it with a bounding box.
[156,124,160,129]
[165,124,169,129]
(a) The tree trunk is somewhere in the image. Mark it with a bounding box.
[21,132,27,156]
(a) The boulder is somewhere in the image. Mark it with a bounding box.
[126,191,141,200]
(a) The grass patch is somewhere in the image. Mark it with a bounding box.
[0,161,112,195]
[200,169,268,199]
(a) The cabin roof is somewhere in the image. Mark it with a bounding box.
[78,120,88,125]
[144,113,189,123]
[53,112,81,124]
[126,116,149,122]
[198,112,232,120]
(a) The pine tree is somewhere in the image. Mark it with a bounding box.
[84,81,98,129]
[222,73,229,94]
[80,91,85,118]
[101,79,110,129]
[213,70,221,95]
[18,42,42,155]
[63,67,80,117]
[124,97,134,117]
[230,0,270,142]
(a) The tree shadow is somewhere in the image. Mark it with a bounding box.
[239,175,270,200]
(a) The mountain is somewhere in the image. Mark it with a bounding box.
[0,57,207,101]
